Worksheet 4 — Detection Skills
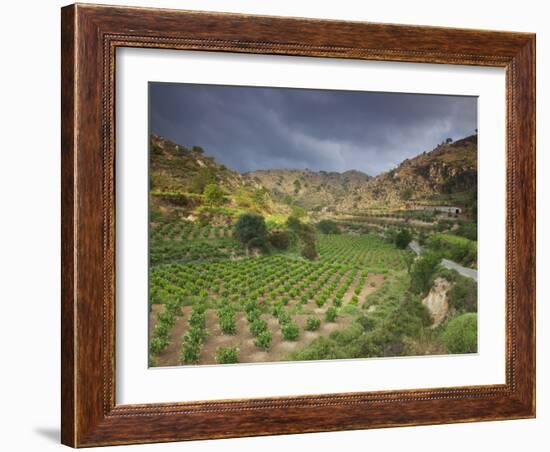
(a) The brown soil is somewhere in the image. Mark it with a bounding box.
[150,272,386,367]
[152,305,192,367]
[341,272,384,307]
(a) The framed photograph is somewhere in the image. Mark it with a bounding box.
[61,3,536,447]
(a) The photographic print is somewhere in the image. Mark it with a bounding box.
[148,83,478,367]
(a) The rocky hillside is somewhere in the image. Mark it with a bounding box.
[150,134,245,193]
[149,134,288,217]
[245,168,371,210]
[338,135,478,210]
[247,135,477,211]
[149,133,477,215]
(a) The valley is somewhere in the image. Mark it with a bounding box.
[148,133,479,366]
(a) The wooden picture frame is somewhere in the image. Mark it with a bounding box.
[61,3,535,447]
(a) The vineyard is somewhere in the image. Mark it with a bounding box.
[147,133,479,366]
[148,223,408,366]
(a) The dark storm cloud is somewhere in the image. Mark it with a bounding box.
[149,82,477,176]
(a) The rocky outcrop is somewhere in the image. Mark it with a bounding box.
[422,277,452,327]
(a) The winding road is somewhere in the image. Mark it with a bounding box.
[408,241,478,282]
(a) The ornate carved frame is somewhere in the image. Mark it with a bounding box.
[61,3,535,447]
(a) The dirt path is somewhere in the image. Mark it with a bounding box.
[357,274,384,308]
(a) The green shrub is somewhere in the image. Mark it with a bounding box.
[332,298,343,307]
[250,319,268,337]
[277,309,291,325]
[153,321,170,339]
[316,219,340,234]
[180,341,201,364]
[394,229,412,249]
[410,252,441,295]
[442,313,477,354]
[149,336,168,355]
[245,308,260,323]
[254,330,272,350]
[268,230,291,250]
[428,233,477,267]
[282,321,300,341]
[325,306,338,322]
[447,277,477,313]
[180,329,204,364]
[305,316,321,331]
[455,222,477,241]
[216,346,239,364]
[203,183,225,206]
[217,303,236,335]
[315,297,326,308]
[301,241,318,260]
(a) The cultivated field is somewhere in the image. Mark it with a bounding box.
[148,226,404,366]
[147,133,479,367]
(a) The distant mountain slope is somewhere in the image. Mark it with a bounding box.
[245,168,371,210]
[149,133,477,215]
[338,134,478,210]
[247,135,477,211]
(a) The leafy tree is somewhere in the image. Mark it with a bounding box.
[268,230,291,250]
[316,219,340,234]
[284,215,318,259]
[286,215,302,232]
[409,252,441,295]
[233,213,268,252]
[394,229,412,249]
[192,145,204,154]
[301,240,318,260]
[203,183,225,206]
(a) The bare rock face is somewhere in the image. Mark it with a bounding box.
[422,277,451,327]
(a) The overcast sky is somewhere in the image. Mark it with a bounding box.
[149,82,477,176]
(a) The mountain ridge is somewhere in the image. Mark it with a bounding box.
[149,133,477,215]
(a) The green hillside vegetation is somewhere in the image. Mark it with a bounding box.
[148,133,478,366]
[427,233,477,267]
